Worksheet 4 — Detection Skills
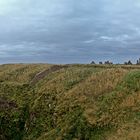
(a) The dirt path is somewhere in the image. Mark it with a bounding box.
[30,65,68,86]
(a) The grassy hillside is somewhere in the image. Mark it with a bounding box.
[1,64,140,140]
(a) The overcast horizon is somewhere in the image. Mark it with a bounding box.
[0,0,140,64]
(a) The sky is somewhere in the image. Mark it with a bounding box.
[0,0,140,64]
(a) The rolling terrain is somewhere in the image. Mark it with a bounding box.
[1,64,140,140]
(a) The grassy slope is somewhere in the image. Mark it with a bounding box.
[0,64,140,140]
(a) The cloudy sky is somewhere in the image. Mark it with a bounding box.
[0,0,140,64]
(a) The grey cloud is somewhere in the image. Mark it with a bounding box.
[0,0,140,63]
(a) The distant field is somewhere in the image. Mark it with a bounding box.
[1,64,140,140]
